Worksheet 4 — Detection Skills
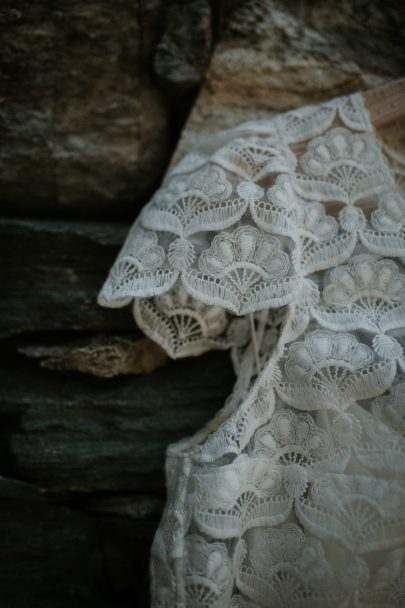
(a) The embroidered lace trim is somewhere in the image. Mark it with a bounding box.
[99,93,405,607]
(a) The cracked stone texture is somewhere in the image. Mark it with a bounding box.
[173,0,405,161]
[0,1,211,219]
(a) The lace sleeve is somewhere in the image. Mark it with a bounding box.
[98,93,374,358]
[98,90,405,606]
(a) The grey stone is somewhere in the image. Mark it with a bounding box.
[154,0,212,92]
[1,352,234,492]
[0,218,132,335]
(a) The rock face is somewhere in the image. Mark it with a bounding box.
[0,347,234,607]
[0,0,216,219]
[0,476,163,607]
[1,351,234,493]
[0,218,131,335]
[173,0,405,160]
[0,1,170,218]
[154,0,212,93]
[1,1,404,606]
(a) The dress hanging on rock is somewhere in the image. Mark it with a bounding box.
[98,91,405,608]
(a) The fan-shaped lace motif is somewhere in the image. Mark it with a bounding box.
[98,92,405,607]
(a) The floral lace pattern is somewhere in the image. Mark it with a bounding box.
[98,92,405,607]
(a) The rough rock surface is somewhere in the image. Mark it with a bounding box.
[0,1,168,218]
[154,0,212,93]
[0,476,161,607]
[173,0,405,161]
[0,347,234,606]
[0,218,131,335]
[1,351,234,493]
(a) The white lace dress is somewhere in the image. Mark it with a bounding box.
[98,92,405,607]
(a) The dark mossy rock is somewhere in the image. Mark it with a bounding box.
[0,218,132,335]
[0,477,160,608]
[0,351,234,492]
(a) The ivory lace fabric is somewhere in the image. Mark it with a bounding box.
[98,93,405,607]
